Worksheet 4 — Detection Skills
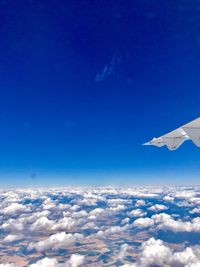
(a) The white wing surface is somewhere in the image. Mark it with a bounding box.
[161,128,188,150]
[144,117,200,150]
[182,117,200,147]
[143,137,165,147]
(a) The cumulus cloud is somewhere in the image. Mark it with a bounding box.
[96,224,129,238]
[1,203,30,215]
[122,238,200,267]
[42,198,56,210]
[133,217,154,228]
[135,200,146,207]
[30,258,59,267]
[3,234,23,243]
[107,198,131,206]
[190,207,200,214]
[136,238,172,266]
[81,221,98,230]
[148,204,168,212]
[28,232,84,252]
[121,217,130,225]
[1,218,24,232]
[117,244,130,260]
[67,254,85,267]
[29,254,85,267]
[30,216,54,231]
[158,216,200,233]
[163,195,174,202]
[174,190,197,199]
[89,208,104,216]
[128,209,147,217]
[2,186,200,267]
[133,212,200,233]
[51,217,76,231]
[123,189,159,198]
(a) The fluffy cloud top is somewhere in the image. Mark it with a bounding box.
[30,254,84,267]
[0,254,85,267]
[133,213,200,233]
[148,204,168,212]
[28,232,84,252]
[128,209,147,217]
[133,217,154,228]
[1,203,30,215]
[124,238,200,267]
[3,234,23,243]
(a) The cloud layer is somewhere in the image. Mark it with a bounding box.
[1,186,200,266]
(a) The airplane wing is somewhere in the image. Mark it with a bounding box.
[182,117,200,147]
[143,137,165,147]
[143,117,200,150]
[161,128,188,150]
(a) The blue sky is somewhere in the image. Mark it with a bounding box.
[0,0,200,186]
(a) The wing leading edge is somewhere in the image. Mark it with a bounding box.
[143,117,200,150]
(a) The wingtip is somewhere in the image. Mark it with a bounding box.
[143,142,151,146]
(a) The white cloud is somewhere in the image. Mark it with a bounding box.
[28,232,84,252]
[89,207,104,216]
[96,224,129,238]
[123,189,159,198]
[128,209,147,217]
[190,207,200,214]
[42,198,56,210]
[75,198,97,206]
[122,238,200,267]
[2,186,200,267]
[1,203,30,215]
[171,247,200,267]
[30,258,59,267]
[71,210,88,219]
[174,190,197,199]
[121,217,130,225]
[151,213,171,224]
[67,254,85,267]
[135,200,146,207]
[51,217,76,231]
[117,243,130,260]
[108,204,126,212]
[3,234,23,243]
[29,254,85,267]
[107,198,131,206]
[158,216,200,233]
[133,212,200,233]
[1,218,24,232]
[0,264,19,267]
[163,195,174,202]
[30,216,54,231]
[133,217,154,228]
[56,203,71,211]
[81,221,98,230]
[138,238,172,266]
[176,201,194,208]
[105,225,129,235]
[148,204,168,212]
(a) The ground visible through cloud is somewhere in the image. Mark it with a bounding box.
[1,186,200,266]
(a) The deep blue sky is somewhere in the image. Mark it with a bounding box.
[0,0,200,186]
